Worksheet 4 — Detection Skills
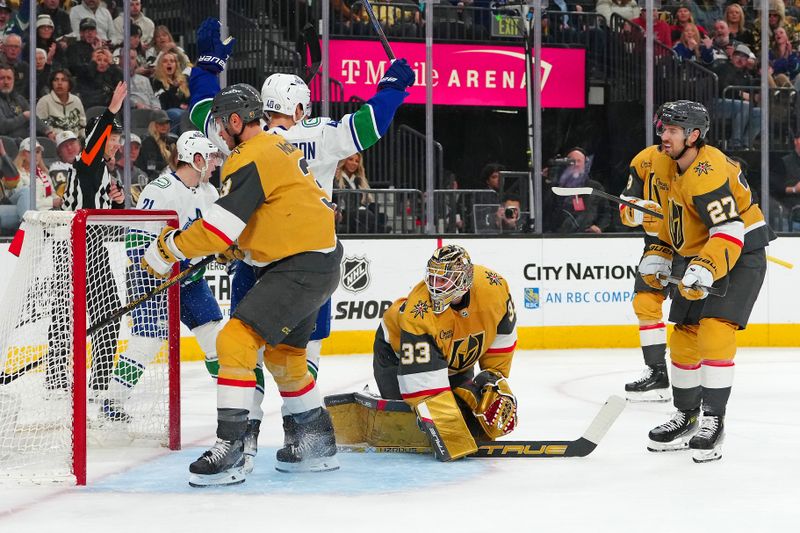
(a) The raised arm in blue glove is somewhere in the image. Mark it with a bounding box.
[377,58,416,92]
[196,17,236,74]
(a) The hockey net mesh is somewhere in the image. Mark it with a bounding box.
[0,210,176,483]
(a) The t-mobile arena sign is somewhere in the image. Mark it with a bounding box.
[322,40,586,108]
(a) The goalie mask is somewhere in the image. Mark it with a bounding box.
[177,131,222,181]
[425,245,474,314]
[261,73,311,120]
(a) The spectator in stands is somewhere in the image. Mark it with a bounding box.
[66,18,104,79]
[136,109,174,178]
[631,7,673,46]
[48,130,80,198]
[374,0,420,38]
[780,130,800,229]
[117,133,150,202]
[126,50,160,110]
[36,67,86,139]
[334,152,387,233]
[702,19,738,65]
[753,0,794,55]
[711,43,761,150]
[34,48,51,98]
[332,0,370,35]
[552,147,611,233]
[671,4,707,43]
[39,0,72,41]
[673,23,704,60]
[112,23,155,72]
[69,0,114,43]
[769,26,800,85]
[152,25,190,67]
[688,0,723,30]
[725,2,755,47]
[110,0,154,48]
[152,48,190,131]
[595,0,641,26]
[480,162,504,192]
[12,137,59,209]
[75,47,123,110]
[494,193,525,233]
[0,64,55,140]
[29,14,65,70]
[0,136,21,233]
[0,2,11,36]
[2,34,29,96]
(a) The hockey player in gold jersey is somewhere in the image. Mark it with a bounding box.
[619,145,675,402]
[371,245,519,461]
[637,101,775,463]
[142,84,343,485]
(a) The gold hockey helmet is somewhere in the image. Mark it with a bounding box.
[425,245,474,314]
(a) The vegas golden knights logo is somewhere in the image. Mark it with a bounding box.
[449,332,485,370]
[668,199,685,249]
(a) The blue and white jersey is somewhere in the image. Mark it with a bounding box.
[136,172,219,228]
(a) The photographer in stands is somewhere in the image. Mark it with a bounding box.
[549,147,611,234]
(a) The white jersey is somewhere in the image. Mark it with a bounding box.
[267,116,362,194]
[136,172,219,230]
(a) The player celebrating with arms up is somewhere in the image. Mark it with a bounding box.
[371,245,518,461]
[638,101,775,463]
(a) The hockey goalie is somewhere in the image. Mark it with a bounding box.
[327,245,519,461]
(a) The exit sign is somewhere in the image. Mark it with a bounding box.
[491,14,523,38]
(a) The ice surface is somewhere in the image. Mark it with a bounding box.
[1,349,798,532]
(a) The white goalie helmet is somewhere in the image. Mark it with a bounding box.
[261,73,311,119]
[177,131,222,179]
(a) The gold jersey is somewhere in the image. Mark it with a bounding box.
[655,144,773,279]
[379,265,517,403]
[174,131,336,264]
[622,144,673,239]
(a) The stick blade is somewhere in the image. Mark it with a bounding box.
[551,186,594,197]
[581,395,626,445]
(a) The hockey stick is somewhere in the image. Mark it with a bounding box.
[301,23,322,84]
[655,273,727,298]
[552,186,794,269]
[337,395,626,458]
[1,256,215,385]
[355,0,396,60]
[87,255,215,336]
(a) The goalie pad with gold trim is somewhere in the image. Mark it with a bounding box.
[415,391,477,461]
[454,370,518,439]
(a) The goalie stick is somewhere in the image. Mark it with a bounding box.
[337,395,626,458]
[0,255,214,385]
[552,186,793,269]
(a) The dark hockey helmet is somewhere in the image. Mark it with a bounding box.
[425,244,474,314]
[654,100,709,140]
[210,83,263,125]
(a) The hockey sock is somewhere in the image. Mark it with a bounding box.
[700,361,734,416]
[671,362,701,411]
[639,322,667,367]
[306,339,321,379]
[193,321,223,379]
[108,335,164,402]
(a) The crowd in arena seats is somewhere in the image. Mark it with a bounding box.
[0,0,197,234]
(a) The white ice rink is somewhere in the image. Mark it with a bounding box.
[1,348,798,532]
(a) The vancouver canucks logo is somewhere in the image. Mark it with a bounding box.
[694,161,712,176]
[411,300,430,319]
[485,270,501,286]
[449,332,486,370]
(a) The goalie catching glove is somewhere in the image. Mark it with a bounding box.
[638,244,673,290]
[619,196,662,235]
[142,226,186,278]
[454,369,518,439]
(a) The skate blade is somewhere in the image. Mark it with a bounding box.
[626,389,672,403]
[188,469,246,487]
[242,454,256,475]
[692,446,723,463]
[647,434,695,452]
[275,455,340,473]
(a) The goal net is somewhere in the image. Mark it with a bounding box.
[0,209,181,485]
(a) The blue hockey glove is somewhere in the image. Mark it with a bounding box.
[377,58,416,92]
[196,18,236,74]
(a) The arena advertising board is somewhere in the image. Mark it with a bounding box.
[0,236,797,348]
[319,39,586,108]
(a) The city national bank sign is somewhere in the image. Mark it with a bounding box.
[324,40,586,108]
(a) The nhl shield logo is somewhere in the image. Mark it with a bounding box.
[341,256,371,293]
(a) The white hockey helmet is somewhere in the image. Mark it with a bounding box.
[177,131,222,179]
[261,73,311,120]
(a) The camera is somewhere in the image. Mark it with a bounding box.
[504,207,519,218]
[547,157,575,167]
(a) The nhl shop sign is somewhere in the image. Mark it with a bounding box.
[341,256,371,293]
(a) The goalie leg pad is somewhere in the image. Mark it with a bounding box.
[326,392,430,448]
[415,391,477,461]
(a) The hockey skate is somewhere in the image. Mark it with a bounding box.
[689,414,724,463]
[283,414,298,446]
[189,439,246,487]
[100,399,132,423]
[275,408,339,473]
[625,365,671,402]
[242,419,261,475]
[647,408,699,452]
